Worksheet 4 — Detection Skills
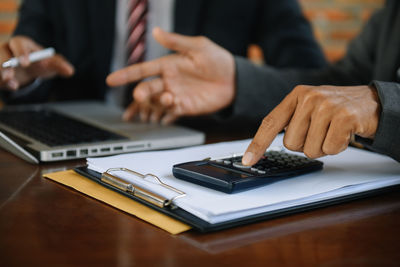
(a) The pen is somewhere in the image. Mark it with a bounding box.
[1,47,56,68]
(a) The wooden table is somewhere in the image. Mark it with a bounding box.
[1,126,400,266]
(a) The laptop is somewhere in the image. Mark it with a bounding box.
[0,101,205,164]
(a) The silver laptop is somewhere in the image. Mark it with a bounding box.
[0,101,204,164]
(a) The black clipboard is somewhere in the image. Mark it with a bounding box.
[75,166,400,233]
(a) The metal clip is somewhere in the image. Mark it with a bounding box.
[101,167,186,208]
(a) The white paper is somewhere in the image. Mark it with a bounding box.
[87,135,400,224]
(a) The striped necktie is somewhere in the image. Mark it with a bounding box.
[127,0,148,65]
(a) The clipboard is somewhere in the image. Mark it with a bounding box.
[74,166,400,233]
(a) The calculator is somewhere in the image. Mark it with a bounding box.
[172,150,323,193]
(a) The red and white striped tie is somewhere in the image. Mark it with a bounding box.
[126,0,148,65]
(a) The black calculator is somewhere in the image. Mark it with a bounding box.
[172,150,323,193]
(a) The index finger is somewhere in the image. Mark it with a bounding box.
[106,58,164,87]
[242,92,298,166]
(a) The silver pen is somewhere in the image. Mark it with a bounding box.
[1,47,55,68]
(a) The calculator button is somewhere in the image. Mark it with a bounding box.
[215,159,224,163]
[257,170,266,175]
[250,167,259,172]
[232,162,251,169]
[223,160,232,165]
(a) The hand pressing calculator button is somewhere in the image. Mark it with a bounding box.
[232,162,251,169]
[173,151,323,193]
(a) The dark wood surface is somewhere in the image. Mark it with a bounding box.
[1,127,400,267]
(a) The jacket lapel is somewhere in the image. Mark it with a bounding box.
[174,0,205,36]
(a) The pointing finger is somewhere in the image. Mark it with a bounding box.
[106,58,164,87]
[242,87,300,166]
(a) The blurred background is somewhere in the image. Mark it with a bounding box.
[0,0,384,63]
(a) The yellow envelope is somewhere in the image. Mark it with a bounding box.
[44,170,191,234]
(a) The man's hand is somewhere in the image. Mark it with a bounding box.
[0,36,74,91]
[107,27,235,124]
[242,85,381,165]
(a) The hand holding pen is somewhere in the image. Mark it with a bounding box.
[0,35,74,91]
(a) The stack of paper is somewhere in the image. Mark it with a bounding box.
[87,135,400,224]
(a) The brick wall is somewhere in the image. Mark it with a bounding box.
[0,0,385,62]
[300,0,384,62]
[0,0,20,44]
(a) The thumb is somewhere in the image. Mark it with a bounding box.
[152,27,203,53]
[9,36,42,67]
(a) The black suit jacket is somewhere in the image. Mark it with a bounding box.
[6,0,326,104]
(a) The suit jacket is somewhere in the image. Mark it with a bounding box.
[231,0,400,162]
[5,0,326,104]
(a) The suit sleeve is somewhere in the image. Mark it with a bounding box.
[13,0,53,46]
[253,0,326,69]
[356,81,400,162]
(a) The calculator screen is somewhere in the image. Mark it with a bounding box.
[204,164,250,179]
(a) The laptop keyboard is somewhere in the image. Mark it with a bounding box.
[0,109,127,147]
